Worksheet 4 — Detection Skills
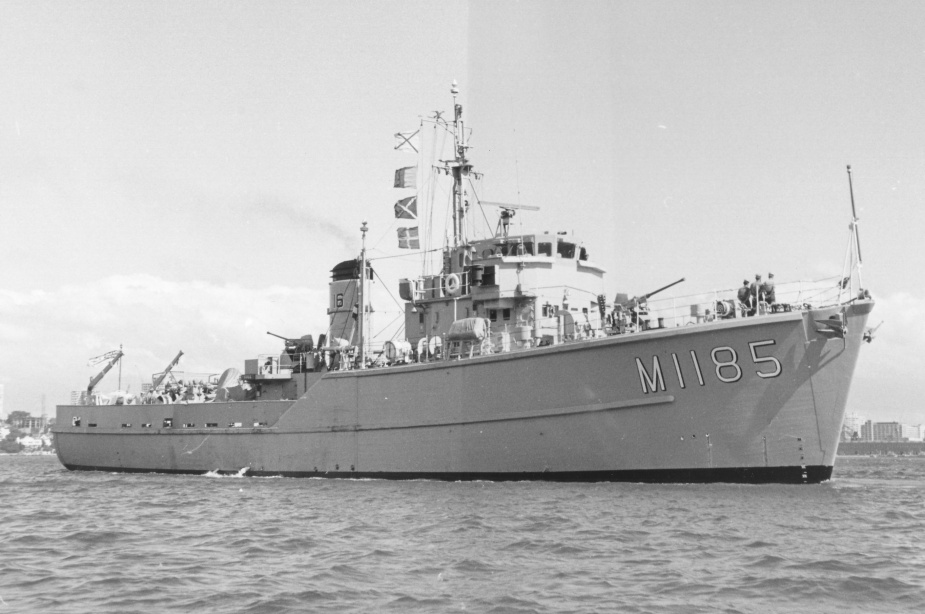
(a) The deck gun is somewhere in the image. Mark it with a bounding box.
[618,277,686,310]
[613,277,685,331]
[267,331,316,371]
[267,331,315,354]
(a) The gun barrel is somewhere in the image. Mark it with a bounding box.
[266,331,290,341]
[644,277,686,300]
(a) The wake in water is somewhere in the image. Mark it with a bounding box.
[202,466,250,478]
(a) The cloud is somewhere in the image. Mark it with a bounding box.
[0,275,330,413]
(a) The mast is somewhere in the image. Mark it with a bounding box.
[450,80,471,251]
[358,219,368,369]
[846,165,863,267]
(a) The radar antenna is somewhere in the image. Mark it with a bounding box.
[479,201,541,237]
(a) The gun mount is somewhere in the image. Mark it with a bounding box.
[267,332,315,354]
[619,277,686,309]
[611,277,686,333]
[267,331,317,372]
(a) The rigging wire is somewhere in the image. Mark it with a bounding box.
[425,120,450,275]
[369,246,444,262]
[368,268,407,343]
[372,267,407,311]
[466,176,494,237]
[371,116,457,261]
[371,312,405,342]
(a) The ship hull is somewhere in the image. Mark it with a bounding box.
[54,302,872,484]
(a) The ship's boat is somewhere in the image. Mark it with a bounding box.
[53,84,875,483]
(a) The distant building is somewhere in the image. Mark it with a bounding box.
[13,415,46,432]
[872,422,903,442]
[858,421,924,442]
[842,413,865,441]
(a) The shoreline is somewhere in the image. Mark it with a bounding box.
[838,441,925,456]
[0,450,57,457]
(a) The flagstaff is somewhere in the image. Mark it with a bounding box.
[845,164,865,292]
[847,164,863,265]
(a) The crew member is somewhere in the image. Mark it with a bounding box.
[749,274,762,315]
[736,279,750,305]
[761,272,776,304]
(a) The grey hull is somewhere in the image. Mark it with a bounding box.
[54,303,872,484]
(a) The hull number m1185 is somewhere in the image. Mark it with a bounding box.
[636,340,781,393]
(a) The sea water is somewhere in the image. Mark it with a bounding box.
[1,455,922,613]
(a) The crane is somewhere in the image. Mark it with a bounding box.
[151,351,184,390]
[86,349,124,397]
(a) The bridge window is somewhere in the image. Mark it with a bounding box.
[503,308,511,321]
[501,242,533,257]
[579,246,589,261]
[489,309,498,322]
[482,265,496,286]
[557,241,576,258]
[538,242,552,256]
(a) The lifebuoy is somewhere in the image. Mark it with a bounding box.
[445,273,461,296]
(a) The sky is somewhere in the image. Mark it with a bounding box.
[1,1,923,425]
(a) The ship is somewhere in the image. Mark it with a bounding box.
[53,83,875,484]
